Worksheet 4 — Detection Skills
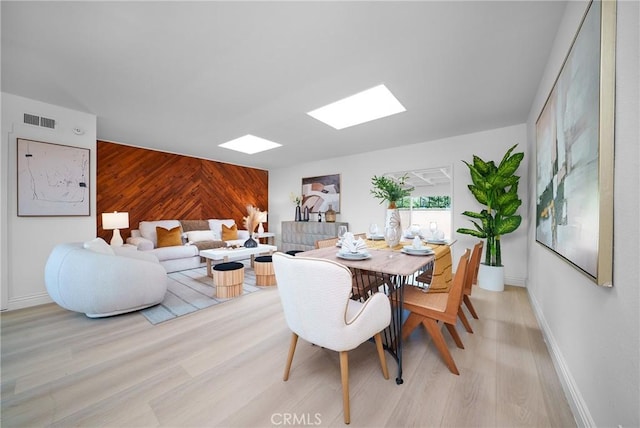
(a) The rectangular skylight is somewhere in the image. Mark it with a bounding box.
[307,84,406,130]
[219,135,282,155]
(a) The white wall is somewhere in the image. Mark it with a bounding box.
[525,1,639,426]
[1,93,97,310]
[269,123,529,286]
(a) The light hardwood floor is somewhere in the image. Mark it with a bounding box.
[1,284,575,427]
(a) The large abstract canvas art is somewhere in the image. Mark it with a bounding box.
[17,139,90,216]
[535,0,615,286]
[301,174,341,213]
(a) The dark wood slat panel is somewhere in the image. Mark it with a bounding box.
[97,141,268,241]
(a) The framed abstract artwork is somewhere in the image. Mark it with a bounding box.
[301,174,341,213]
[535,0,615,286]
[17,139,90,216]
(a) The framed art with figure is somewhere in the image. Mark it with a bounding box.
[535,0,615,287]
[301,174,341,213]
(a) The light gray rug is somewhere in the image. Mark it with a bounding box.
[140,260,262,325]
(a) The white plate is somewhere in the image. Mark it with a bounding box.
[403,245,433,253]
[426,240,447,245]
[336,251,371,260]
[367,234,385,240]
[401,248,434,256]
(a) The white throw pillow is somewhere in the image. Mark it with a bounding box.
[139,220,181,247]
[83,237,115,255]
[207,219,236,240]
[186,230,216,243]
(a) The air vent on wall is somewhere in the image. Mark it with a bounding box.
[40,117,56,129]
[23,113,56,129]
[23,113,39,126]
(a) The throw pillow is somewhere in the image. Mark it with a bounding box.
[186,230,216,243]
[83,237,115,255]
[156,226,182,248]
[180,219,210,233]
[221,223,238,241]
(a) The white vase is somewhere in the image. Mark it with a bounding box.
[384,208,401,247]
[477,264,504,292]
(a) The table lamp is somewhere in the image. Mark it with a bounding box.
[102,211,129,246]
[257,211,268,234]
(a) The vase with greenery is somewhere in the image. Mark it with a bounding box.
[370,174,415,208]
[456,144,524,267]
[371,174,415,247]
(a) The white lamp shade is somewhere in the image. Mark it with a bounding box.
[258,211,268,223]
[102,212,129,230]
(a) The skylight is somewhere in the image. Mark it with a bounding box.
[218,135,282,155]
[307,84,406,130]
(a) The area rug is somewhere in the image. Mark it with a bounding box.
[140,260,262,325]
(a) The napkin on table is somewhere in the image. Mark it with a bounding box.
[340,235,368,254]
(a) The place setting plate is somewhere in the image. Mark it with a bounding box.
[401,245,434,256]
[425,239,448,245]
[367,234,385,241]
[336,251,372,260]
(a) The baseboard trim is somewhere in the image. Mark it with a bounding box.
[6,292,53,311]
[505,275,526,287]
[528,292,594,428]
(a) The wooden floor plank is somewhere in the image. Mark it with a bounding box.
[1,284,575,427]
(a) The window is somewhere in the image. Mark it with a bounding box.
[385,167,452,239]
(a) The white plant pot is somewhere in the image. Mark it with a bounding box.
[477,264,504,292]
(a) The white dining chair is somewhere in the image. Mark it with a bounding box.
[272,252,391,424]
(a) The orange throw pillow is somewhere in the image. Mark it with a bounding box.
[221,223,238,241]
[156,226,182,248]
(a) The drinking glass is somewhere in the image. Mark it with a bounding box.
[368,223,379,238]
[384,226,398,249]
[338,225,348,240]
[429,221,438,238]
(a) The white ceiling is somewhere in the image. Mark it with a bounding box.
[1,1,567,171]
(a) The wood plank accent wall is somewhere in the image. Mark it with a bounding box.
[96,141,268,241]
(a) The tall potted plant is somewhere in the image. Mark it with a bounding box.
[456,144,524,291]
[371,174,415,247]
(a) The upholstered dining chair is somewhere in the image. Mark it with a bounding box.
[400,249,470,375]
[462,241,484,319]
[272,252,391,424]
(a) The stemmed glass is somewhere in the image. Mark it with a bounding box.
[429,221,438,239]
[338,225,348,241]
[384,226,398,249]
[368,223,379,238]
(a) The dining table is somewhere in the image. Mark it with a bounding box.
[300,237,453,384]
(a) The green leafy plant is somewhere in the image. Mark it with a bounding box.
[370,174,415,208]
[456,144,524,266]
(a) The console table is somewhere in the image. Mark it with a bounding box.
[281,221,349,253]
[255,232,275,245]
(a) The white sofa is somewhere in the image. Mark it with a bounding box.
[45,239,168,318]
[126,219,251,273]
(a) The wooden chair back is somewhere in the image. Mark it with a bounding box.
[315,237,339,249]
[444,249,470,316]
[471,241,483,287]
[465,241,483,295]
